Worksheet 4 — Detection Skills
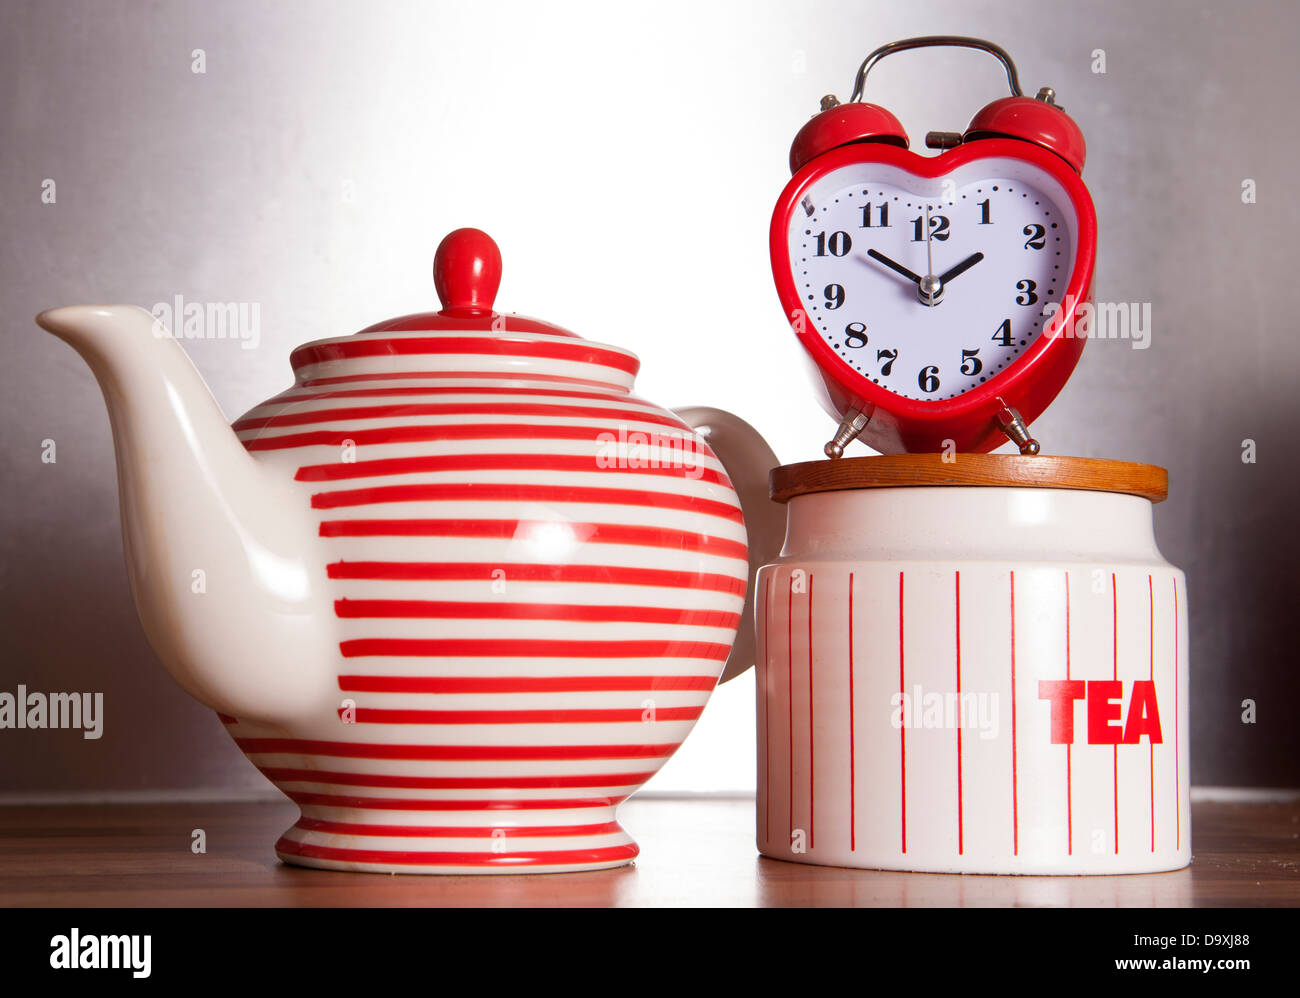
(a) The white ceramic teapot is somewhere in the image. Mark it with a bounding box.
[36,228,782,874]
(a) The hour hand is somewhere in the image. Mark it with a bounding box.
[937,252,984,285]
[866,249,923,285]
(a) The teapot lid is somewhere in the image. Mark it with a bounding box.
[288,229,639,389]
[360,228,579,337]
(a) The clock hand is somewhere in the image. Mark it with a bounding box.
[918,207,942,306]
[865,249,922,285]
[938,252,985,285]
[924,207,935,275]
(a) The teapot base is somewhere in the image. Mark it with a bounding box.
[272,808,638,875]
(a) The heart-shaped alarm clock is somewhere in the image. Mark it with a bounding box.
[770,36,1097,456]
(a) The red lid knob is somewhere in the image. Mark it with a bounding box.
[434,228,502,314]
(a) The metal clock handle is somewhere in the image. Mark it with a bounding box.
[848,35,1023,103]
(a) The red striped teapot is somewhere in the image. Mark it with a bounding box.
[36,228,780,874]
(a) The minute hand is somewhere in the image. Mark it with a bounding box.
[937,252,985,285]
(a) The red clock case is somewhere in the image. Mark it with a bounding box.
[771,123,1097,454]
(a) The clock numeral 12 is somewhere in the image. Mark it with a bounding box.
[910,215,950,242]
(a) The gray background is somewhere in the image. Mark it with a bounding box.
[1,0,1296,797]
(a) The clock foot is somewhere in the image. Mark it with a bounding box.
[994,403,1041,455]
[824,409,870,458]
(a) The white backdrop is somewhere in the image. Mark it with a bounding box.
[2,0,1296,797]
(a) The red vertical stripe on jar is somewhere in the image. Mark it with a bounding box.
[759,571,769,847]
[808,572,815,849]
[787,582,794,841]
[955,571,963,857]
[1010,570,1018,857]
[1149,573,1155,853]
[899,570,907,855]
[1066,571,1073,856]
[762,574,771,846]
[1112,571,1119,855]
[848,572,856,852]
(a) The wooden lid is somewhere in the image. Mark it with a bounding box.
[771,454,1168,504]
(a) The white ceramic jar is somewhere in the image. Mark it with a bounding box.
[755,455,1190,875]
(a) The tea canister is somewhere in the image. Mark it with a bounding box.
[755,454,1189,875]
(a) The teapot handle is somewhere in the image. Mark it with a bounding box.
[673,407,784,684]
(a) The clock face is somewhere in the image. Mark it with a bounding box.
[787,156,1078,402]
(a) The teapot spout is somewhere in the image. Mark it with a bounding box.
[36,305,335,724]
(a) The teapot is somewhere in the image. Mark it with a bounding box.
[36,228,781,874]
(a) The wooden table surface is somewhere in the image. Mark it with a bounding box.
[0,797,1296,907]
